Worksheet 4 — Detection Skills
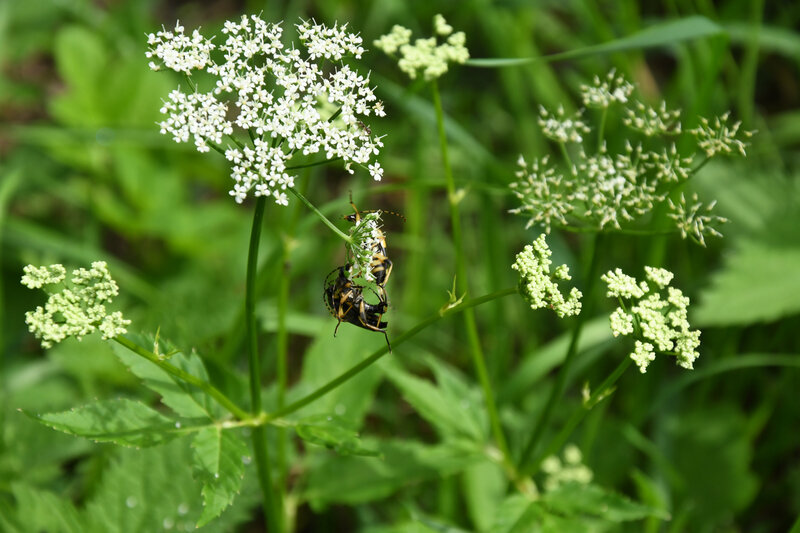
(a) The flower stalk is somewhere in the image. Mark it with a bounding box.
[245,196,282,532]
[431,79,511,465]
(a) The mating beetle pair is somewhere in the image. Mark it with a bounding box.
[323,196,402,352]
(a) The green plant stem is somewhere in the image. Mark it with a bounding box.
[286,157,342,170]
[112,336,249,421]
[245,197,281,533]
[518,232,604,473]
[431,79,511,464]
[527,357,632,476]
[265,287,519,422]
[287,186,351,243]
[597,107,608,152]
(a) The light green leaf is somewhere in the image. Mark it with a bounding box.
[462,459,506,531]
[384,358,486,442]
[468,16,722,67]
[292,324,384,423]
[28,398,180,447]
[114,340,222,420]
[543,482,669,522]
[295,414,379,457]
[694,239,800,326]
[11,483,83,533]
[191,427,248,527]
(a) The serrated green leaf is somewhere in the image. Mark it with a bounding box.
[85,439,255,533]
[543,482,669,522]
[462,459,506,531]
[11,483,83,533]
[694,239,800,326]
[295,414,379,457]
[28,398,180,447]
[113,340,222,420]
[384,358,486,442]
[468,16,722,66]
[191,427,248,527]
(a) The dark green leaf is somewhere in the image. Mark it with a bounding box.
[303,439,482,507]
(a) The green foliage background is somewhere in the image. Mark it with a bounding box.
[1,0,799,531]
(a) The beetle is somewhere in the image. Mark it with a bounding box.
[324,265,391,352]
[343,194,404,289]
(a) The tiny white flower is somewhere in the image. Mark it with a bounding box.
[147,16,386,206]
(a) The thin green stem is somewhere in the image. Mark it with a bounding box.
[431,80,511,464]
[245,197,281,533]
[266,287,519,422]
[558,142,573,168]
[597,107,608,152]
[287,186,352,244]
[518,232,604,473]
[286,157,342,170]
[527,357,632,476]
[112,336,249,420]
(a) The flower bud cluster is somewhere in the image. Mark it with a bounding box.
[374,15,469,81]
[510,70,752,246]
[512,234,582,318]
[602,266,699,373]
[147,16,385,206]
[346,211,383,283]
[541,444,593,492]
[22,262,130,349]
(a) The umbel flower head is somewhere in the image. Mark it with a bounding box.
[21,262,130,349]
[374,14,469,81]
[540,444,593,492]
[602,266,699,373]
[147,16,386,206]
[512,234,582,318]
[510,70,753,246]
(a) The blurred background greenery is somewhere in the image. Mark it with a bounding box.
[1,0,799,531]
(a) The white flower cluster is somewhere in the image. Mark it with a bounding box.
[602,266,699,373]
[510,70,748,246]
[374,15,469,81]
[690,112,753,157]
[580,70,634,109]
[538,105,590,144]
[511,234,582,318]
[346,211,383,283]
[667,193,728,246]
[22,262,131,349]
[541,444,593,492]
[624,100,681,136]
[147,16,386,206]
